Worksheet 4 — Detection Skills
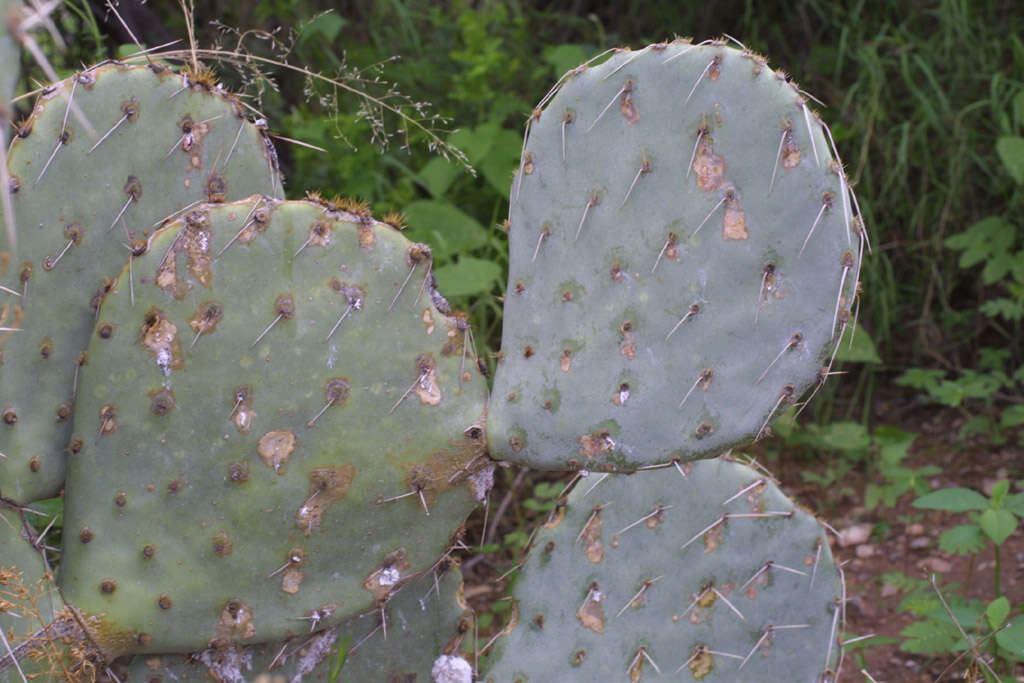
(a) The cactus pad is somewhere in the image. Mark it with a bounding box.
[117,563,470,683]
[480,458,843,681]
[59,197,490,656]
[488,40,864,471]
[0,63,281,504]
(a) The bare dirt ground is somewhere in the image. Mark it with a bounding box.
[780,408,1024,683]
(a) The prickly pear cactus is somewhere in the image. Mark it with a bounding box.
[59,197,490,656]
[0,64,281,504]
[119,562,471,683]
[489,39,864,471]
[480,458,843,681]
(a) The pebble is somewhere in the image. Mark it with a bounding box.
[919,557,952,573]
[838,523,873,547]
[855,543,876,559]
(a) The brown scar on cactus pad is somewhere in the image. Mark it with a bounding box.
[576,583,605,633]
[139,307,182,375]
[580,507,604,563]
[155,210,213,295]
[215,599,256,642]
[579,431,615,459]
[295,464,356,533]
[722,192,747,240]
[414,354,442,405]
[691,135,726,192]
[256,429,295,473]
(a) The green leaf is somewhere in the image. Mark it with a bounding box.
[417,157,461,198]
[899,619,960,654]
[299,12,346,45]
[979,508,1017,545]
[996,618,1024,657]
[478,128,522,195]
[449,123,500,165]
[895,368,946,393]
[996,136,1024,184]
[986,597,1010,630]
[864,484,883,511]
[1000,405,1024,428]
[543,44,589,77]
[815,421,871,451]
[978,298,1024,321]
[939,524,987,556]
[958,415,994,441]
[25,496,64,530]
[945,216,1015,269]
[875,426,917,465]
[433,257,502,297]
[402,200,487,260]
[914,488,990,512]
[1005,491,1024,517]
[990,479,1010,506]
[835,323,882,363]
[931,380,965,407]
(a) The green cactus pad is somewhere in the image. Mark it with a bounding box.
[479,458,843,682]
[117,562,471,683]
[0,63,281,504]
[488,40,864,471]
[59,197,490,657]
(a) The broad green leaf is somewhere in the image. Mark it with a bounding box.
[981,249,1016,284]
[1006,491,1024,517]
[945,216,1014,269]
[932,380,965,407]
[835,323,882,363]
[864,484,883,511]
[939,524,987,556]
[913,488,990,512]
[298,11,346,45]
[417,157,461,198]
[479,128,522,195]
[979,508,1017,545]
[958,415,995,441]
[543,43,589,77]
[1000,405,1024,428]
[996,618,1024,657]
[816,421,871,451]
[449,123,500,165]
[25,496,64,529]
[899,619,960,654]
[433,257,502,297]
[996,136,1024,184]
[402,200,487,260]
[925,602,985,628]
[986,597,1010,630]
[895,368,946,392]
[956,370,1003,399]
[875,426,917,465]
[991,479,1010,506]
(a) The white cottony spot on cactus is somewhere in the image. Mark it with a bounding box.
[378,566,401,587]
[432,654,473,683]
